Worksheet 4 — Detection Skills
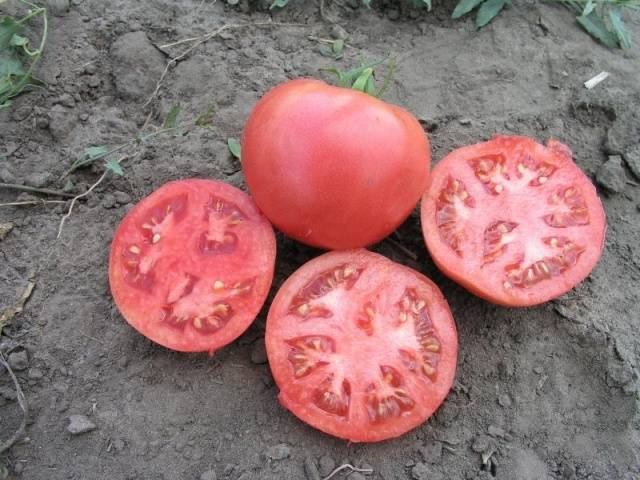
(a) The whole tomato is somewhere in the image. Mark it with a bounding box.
[241,78,430,250]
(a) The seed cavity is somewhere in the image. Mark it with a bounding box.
[543,185,590,227]
[435,176,475,256]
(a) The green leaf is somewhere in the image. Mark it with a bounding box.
[63,179,74,192]
[576,11,618,48]
[227,138,241,159]
[582,0,595,17]
[609,8,631,49]
[163,104,181,129]
[195,105,215,128]
[452,0,485,19]
[421,0,432,11]
[105,158,124,176]
[84,145,109,160]
[10,33,28,47]
[0,54,26,77]
[0,16,23,49]
[476,0,508,28]
[352,67,374,92]
[332,39,344,55]
[362,0,372,7]
[270,0,289,9]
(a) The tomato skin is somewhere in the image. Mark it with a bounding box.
[241,79,430,250]
[109,179,276,353]
[265,249,457,442]
[420,135,606,307]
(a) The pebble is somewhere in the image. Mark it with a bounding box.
[330,25,349,40]
[498,393,512,407]
[55,93,76,108]
[67,415,97,435]
[419,441,442,463]
[24,172,51,189]
[458,118,472,125]
[533,366,544,374]
[0,223,13,241]
[318,455,336,476]
[102,193,117,209]
[113,191,132,206]
[304,456,321,480]
[8,350,29,371]
[47,0,70,16]
[472,435,490,453]
[27,367,43,379]
[623,144,640,179]
[36,117,49,129]
[498,358,515,378]
[250,340,267,364]
[113,438,126,452]
[200,469,217,480]
[596,155,627,193]
[265,443,291,461]
[87,75,101,88]
[411,462,433,480]
[603,126,623,155]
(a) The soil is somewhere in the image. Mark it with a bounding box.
[1,0,639,479]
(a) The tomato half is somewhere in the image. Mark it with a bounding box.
[265,250,457,442]
[109,179,276,352]
[241,78,430,250]
[421,135,606,306]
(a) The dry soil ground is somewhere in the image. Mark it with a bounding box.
[0,0,639,479]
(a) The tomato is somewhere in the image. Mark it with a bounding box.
[265,249,457,442]
[421,135,606,306]
[109,179,276,352]
[241,78,430,250]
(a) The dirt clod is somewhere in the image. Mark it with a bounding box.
[624,145,640,179]
[419,441,443,463]
[199,469,217,480]
[67,415,97,435]
[472,435,490,453]
[597,155,627,193]
[318,455,336,476]
[303,456,321,480]
[265,443,291,461]
[7,350,29,371]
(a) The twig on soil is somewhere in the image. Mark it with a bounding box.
[0,281,35,336]
[0,353,29,454]
[0,200,66,207]
[0,183,76,198]
[146,21,305,108]
[321,464,373,480]
[56,169,108,239]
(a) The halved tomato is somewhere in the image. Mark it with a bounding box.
[109,179,276,352]
[265,250,457,442]
[421,135,606,306]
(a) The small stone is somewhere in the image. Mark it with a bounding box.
[330,25,349,40]
[0,223,13,241]
[27,367,43,379]
[472,435,490,453]
[250,340,267,364]
[304,456,321,480]
[387,9,400,20]
[488,425,506,438]
[47,0,70,16]
[200,469,217,480]
[24,172,50,189]
[533,366,544,374]
[603,126,623,155]
[498,358,515,378]
[8,350,29,371]
[84,63,97,75]
[458,118,472,125]
[113,438,126,452]
[79,113,89,122]
[596,155,627,193]
[36,117,50,129]
[102,194,117,209]
[411,462,438,480]
[87,75,101,88]
[623,144,640,179]
[498,393,512,407]
[67,415,97,435]
[419,441,442,463]
[55,93,76,108]
[265,443,290,461]
[318,455,336,476]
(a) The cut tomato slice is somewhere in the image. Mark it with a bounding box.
[421,135,606,306]
[265,250,458,442]
[109,179,276,352]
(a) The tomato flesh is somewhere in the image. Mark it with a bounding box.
[265,250,458,442]
[109,179,276,352]
[421,136,606,306]
[241,78,431,250]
